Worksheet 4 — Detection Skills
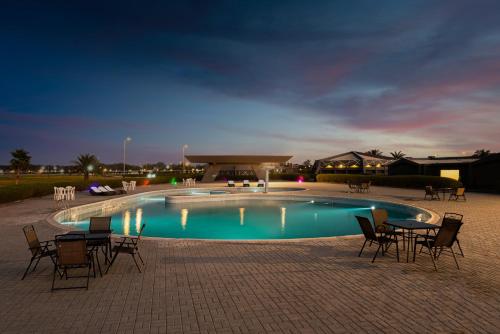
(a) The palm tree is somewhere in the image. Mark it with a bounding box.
[73,154,99,181]
[390,151,406,159]
[10,149,31,184]
[365,149,383,157]
[473,149,490,158]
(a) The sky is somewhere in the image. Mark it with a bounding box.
[1,0,500,165]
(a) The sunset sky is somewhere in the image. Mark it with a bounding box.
[1,0,500,164]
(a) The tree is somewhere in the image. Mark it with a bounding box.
[365,149,383,157]
[390,151,406,159]
[473,149,490,158]
[73,154,99,181]
[10,149,31,184]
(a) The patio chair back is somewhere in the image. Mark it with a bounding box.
[55,238,89,266]
[443,212,463,224]
[425,186,433,194]
[371,209,388,232]
[356,216,377,241]
[455,188,465,196]
[89,216,112,233]
[434,219,463,248]
[23,225,41,256]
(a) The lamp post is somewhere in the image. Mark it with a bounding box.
[182,144,188,173]
[123,137,132,175]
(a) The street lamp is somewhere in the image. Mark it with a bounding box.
[123,137,132,175]
[182,144,188,173]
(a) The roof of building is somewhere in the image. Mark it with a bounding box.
[185,155,293,164]
[318,151,393,162]
[394,157,479,165]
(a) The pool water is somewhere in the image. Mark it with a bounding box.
[61,197,429,240]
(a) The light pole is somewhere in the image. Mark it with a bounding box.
[123,137,132,175]
[182,144,188,173]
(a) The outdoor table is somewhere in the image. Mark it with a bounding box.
[437,187,453,201]
[384,220,438,263]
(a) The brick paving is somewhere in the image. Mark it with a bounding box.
[0,182,499,333]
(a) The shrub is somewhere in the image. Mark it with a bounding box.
[316,174,463,189]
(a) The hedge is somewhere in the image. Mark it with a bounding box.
[316,174,463,189]
[0,174,201,204]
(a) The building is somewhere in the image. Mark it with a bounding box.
[185,155,293,182]
[388,156,479,184]
[469,154,500,191]
[313,151,393,175]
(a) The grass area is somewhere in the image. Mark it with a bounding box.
[0,173,203,204]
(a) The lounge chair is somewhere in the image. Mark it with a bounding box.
[227,180,235,187]
[106,224,146,273]
[98,186,115,195]
[242,180,250,187]
[356,216,399,263]
[89,186,105,196]
[424,186,440,200]
[257,180,265,187]
[105,185,125,194]
[414,217,463,271]
[22,225,57,280]
[449,187,466,201]
[52,235,94,290]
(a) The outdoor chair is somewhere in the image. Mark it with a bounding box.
[243,180,250,187]
[356,216,399,263]
[227,180,235,187]
[106,224,146,273]
[414,217,463,271]
[371,208,405,247]
[449,187,466,201]
[122,181,129,192]
[257,180,265,187]
[89,186,105,196]
[105,185,125,194]
[22,225,57,280]
[418,213,464,257]
[52,235,94,290]
[360,181,371,193]
[87,216,112,264]
[424,186,440,200]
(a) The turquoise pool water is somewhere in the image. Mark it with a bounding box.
[61,196,429,240]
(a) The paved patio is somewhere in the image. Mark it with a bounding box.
[0,182,499,333]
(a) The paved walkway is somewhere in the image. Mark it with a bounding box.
[0,182,499,333]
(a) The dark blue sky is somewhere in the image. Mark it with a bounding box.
[1,0,500,164]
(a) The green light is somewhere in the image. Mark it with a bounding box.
[170,177,177,185]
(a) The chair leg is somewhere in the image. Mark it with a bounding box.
[132,254,142,273]
[427,241,437,271]
[372,243,382,263]
[450,246,460,270]
[95,251,102,276]
[86,263,91,290]
[137,251,144,265]
[31,256,42,273]
[22,257,35,280]
[456,239,464,257]
[358,239,367,257]
[395,235,400,262]
[51,264,58,291]
[105,250,120,274]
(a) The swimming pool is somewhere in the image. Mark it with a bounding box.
[57,193,431,240]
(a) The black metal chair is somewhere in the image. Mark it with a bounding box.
[106,224,146,273]
[356,216,399,263]
[418,213,464,257]
[414,218,463,271]
[22,225,57,280]
[52,235,94,290]
[87,216,112,264]
[424,186,440,200]
[449,188,466,201]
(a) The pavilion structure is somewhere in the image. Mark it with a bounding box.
[185,155,293,182]
[314,151,393,175]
